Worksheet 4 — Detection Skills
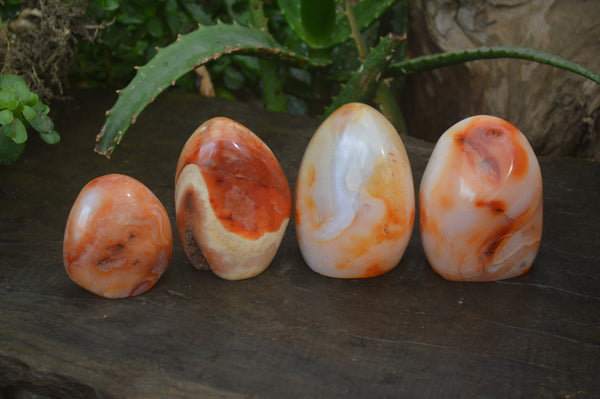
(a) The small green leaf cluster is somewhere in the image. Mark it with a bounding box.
[0,74,60,165]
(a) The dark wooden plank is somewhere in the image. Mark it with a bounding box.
[1,89,599,398]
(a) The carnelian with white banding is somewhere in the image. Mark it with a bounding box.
[295,103,415,278]
[419,115,543,281]
[175,117,291,280]
[63,174,172,298]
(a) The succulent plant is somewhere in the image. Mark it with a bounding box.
[0,74,60,165]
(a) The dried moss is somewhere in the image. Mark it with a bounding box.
[0,0,97,102]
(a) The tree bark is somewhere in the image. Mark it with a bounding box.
[403,0,600,160]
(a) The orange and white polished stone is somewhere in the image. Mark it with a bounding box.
[175,117,291,280]
[419,115,543,281]
[63,174,172,298]
[295,103,415,278]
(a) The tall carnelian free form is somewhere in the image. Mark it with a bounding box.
[419,115,543,281]
[295,103,415,278]
[175,117,292,280]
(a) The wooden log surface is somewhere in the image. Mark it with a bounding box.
[1,89,599,398]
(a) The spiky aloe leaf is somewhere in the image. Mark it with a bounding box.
[324,33,406,116]
[96,23,330,158]
[386,45,600,84]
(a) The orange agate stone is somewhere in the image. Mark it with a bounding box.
[295,103,415,278]
[419,115,543,281]
[175,117,292,280]
[63,174,173,298]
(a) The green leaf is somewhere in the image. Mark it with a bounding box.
[13,83,31,102]
[28,108,55,134]
[22,105,36,121]
[0,129,26,165]
[277,0,397,49]
[300,0,336,47]
[181,2,213,25]
[2,120,16,138]
[40,130,60,145]
[7,99,23,114]
[288,67,312,85]
[214,86,237,101]
[249,0,288,113]
[0,74,27,89]
[140,4,160,19]
[325,33,405,116]
[166,12,183,34]
[132,40,149,57]
[386,45,600,85]
[117,13,143,25]
[0,87,16,106]
[13,119,28,144]
[33,101,50,114]
[23,91,39,107]
[211,57,232,75]
[232,55,260,78]
[101,0,119,11]
[223,67,245,91]
[0,109,14,125]
[2,119,28,143]
[165,0,178,13]
[146,16,165,38]
[224,0,241,21]
[95,23,330,158]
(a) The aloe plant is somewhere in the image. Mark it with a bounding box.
[324,33,406,116]
[95,0,600,158]
[95,22,330,157]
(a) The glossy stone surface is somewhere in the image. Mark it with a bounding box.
[3,90,599,398]
[175,117,292,280]
[295,103,415,278]
[63,174,173,298]
[419,115,543,281]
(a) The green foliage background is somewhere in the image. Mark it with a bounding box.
[3,0,598,160]
[71,0,407,116]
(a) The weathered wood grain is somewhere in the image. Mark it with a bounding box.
[404,0,600,160]
[1,90,598,398]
